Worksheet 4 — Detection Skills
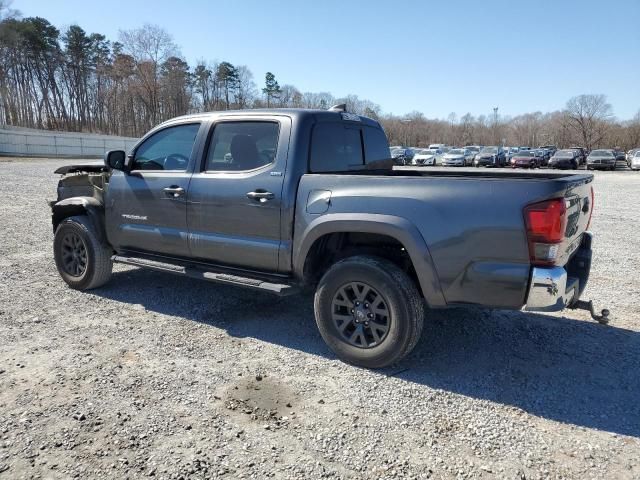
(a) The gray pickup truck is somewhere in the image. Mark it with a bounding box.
[50,106,604,368]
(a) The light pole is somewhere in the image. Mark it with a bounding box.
[400,118,411,147]
[492,107,499,144]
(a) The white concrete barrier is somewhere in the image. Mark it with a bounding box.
[0,126,139,158]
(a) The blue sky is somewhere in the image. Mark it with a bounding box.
[15,0,640,120]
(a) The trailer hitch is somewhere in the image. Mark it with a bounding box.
[569,300,610,325]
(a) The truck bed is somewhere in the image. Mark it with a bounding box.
[294,168,594,310]
[393,166,592,181]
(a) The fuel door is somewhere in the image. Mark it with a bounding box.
[306,189,332,214]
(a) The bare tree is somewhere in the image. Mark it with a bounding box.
[0,0,19,21]
[510,112,542,146]
[565,94,613,151]
[459,113,475,145]
[624,110,640,149]
[235,65,256,109]
[119,24,177,129]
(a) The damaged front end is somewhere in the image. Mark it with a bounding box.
[53,164,110,204]
[49,164,111,241]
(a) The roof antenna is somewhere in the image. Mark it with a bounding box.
[328,103,347,112]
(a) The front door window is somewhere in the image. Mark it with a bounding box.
[132,123,200,171]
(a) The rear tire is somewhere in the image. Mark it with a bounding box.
[314,256,425,368]
[53,215,113,290]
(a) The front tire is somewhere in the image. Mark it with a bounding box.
[53,215,113,290]
[314,256,425,368]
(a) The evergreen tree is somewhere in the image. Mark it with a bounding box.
[216,61,238,109]
[262,71,281,108]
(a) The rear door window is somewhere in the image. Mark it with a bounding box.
[310,123,363,172]
[204,121,279,172]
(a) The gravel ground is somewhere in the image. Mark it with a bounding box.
[0,158,639,480]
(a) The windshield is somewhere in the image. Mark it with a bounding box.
[466,147,479,152]
[516,151,534,157]
[448,149,464,154]
[591,150,613,157]
[481,147,498,153]
[556,150,574,158]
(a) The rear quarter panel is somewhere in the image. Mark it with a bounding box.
[294,173,592,309]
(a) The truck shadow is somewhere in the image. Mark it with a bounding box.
[96,268,640,438]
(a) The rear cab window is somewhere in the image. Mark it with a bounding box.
[363,126,391,164]
[309,120,390,173]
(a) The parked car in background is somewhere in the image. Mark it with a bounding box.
[474,146,506,167]
[538,148,552,165]
[587,149,616,170]
[390,148,401,163]
[630,150,640,171]
[548,149,580,169]
[627,148,640,167]
[412,148,440,166]
[510,150,539,169]
[530,149,546,166]
[428,143,447,152]
[613,148,626,161]
[539,145,558,157]
[466,145,481,156]
[441,148,472,166]
[569,147,587,165]
[461,148,476,164]
[504,147,519,162]
[390,147,415,165]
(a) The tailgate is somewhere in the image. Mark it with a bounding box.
[558,177,594,266]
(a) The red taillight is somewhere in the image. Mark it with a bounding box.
[524,198,567,265]
[525,199,566,243]
[586,185,594,231]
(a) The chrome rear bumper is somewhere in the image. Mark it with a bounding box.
[524,267,576,312]
[524,233,592,312]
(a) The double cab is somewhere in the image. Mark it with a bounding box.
[50,106,601,368]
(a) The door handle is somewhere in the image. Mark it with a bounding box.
[163,186,185,198]
[246,190,275,203]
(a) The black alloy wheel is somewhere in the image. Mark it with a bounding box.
[331,281,391,348]
[60,231,88,277]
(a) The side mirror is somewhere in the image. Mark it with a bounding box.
[105,150,126,171]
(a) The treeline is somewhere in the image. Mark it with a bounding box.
[0,14,380,137]
[384,98,640,151]
[0,6,638,150]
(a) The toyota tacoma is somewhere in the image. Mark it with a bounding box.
[50,106,605,368]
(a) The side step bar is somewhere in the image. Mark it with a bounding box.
[112,255,299,296]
